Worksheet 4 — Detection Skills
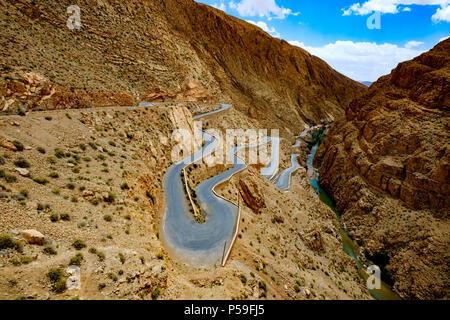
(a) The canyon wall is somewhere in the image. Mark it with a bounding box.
[315,39,449,299]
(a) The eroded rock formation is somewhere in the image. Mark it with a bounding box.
[315,39,450,299]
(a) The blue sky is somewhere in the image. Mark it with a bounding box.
[195,0,450,81]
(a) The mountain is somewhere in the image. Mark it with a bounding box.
[314,39,450,299]
[0,0,375,300]
[0,0,365,132]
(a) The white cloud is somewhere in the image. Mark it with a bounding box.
[439,35,450,41]
[342,1,450,23]
[432,4,450,21]
[212,1,226,11]
[288,40,427,82]
[405,40,424,48]
[229,0,299,19]
[246,20,280,37]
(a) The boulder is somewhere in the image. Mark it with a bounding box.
[1,140,17,151]
[19,229,45,245]
[15,167,30,177]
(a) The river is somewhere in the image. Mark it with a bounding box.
[306,139,401,300]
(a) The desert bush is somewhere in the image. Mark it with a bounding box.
[33,177,49,185]
[60,213,70,221]
[14,157,30,168]
[47,267,66,293]
[49,172,59,178]
[19,189,28,198]
[0,234,22,252]
[12,141,24,151]
[47,156,57,164]
[49,213,60,222]
[66,183,75,190]
[54,148,65,159]
[69,253,83,266]
[43,245,57,255]
[4,173,17,183]
[72,239,86,250]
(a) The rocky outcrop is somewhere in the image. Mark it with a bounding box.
[314,39,450,299]
[238,179,264,214]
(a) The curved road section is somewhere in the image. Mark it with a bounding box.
[162,104,274,266]
[273,153,300,191]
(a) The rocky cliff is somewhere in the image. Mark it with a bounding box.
[314,39,449,299]
[0,0,365,132]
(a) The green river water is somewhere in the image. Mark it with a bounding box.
[307,140,401,300]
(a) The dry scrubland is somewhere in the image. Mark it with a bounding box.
[0,103,372,300]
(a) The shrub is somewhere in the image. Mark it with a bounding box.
[78,143,86,151]
[104,192,115,203]
[50,213,60,222]
[0,234,22,252]
[240,274,247,285]
[89,198,100,206]
[14,157,30,168]
[103,215,112,222]
[72,239,86,250]
[156,253,164,260]
[37,203,50,211]
[21,256,33,264]
[43,245,57,255]
[151,287,161,300]
[47,267,67,293]
[69,253,83,266]
[60,213,70,221]
[4,173,17,183]
[45,116,52,121]
[0,155,5,165]
[36,147,46,154]
[47,267,64,282]
[118,253,125,264]
[120,182,129,190]
[72,166,80,174]
[49,172,59,178]
[19,189,28,198]
[54,148,65,158]
[12,141,24,151]
[33,177,49,185]
[66,183,75,190]
[47,156,57,164]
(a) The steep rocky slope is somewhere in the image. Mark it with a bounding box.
[314,39,449,299]
[0,0,365,132]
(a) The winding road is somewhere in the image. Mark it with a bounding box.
[162,104,276,266]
